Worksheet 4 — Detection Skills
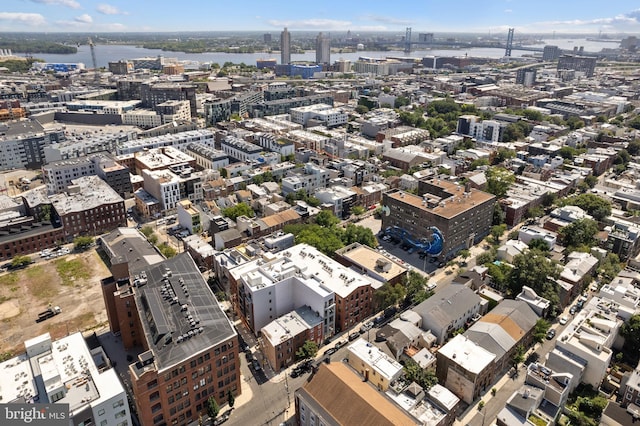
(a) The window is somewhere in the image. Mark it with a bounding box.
[97,409,105,416]
[113,400,124,409]
[100,421,107,426]
[115,410,127,418]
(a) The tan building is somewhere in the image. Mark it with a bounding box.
[382,179,495,260]
[335,243,407,285]
[347,338,403,392]
[295,362,419,426]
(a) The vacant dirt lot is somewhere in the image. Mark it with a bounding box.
[0,250,110,356]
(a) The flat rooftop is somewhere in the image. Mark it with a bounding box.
[438,334,495,374]
[387,180,494,220]
[336,243,406,284]
[50,176,123,214]
[348,338,403,382]
[133,253,236,373]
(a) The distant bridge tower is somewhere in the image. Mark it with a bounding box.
[505,28,514,57]
[404,27,412,54]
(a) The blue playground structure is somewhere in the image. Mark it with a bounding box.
[383,225,444,256]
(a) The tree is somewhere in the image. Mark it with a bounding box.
[492,148,516,165]
[148,233,159,245]
[73,236,94,250]
[559,218,598,249]
[351,205,366,216]
[342,224,377,248]
[485,167,515,198]
[222,202,255,221]
[157,243,177,258]
[492,202,505,226]
[403,359,437,390]
[491,224,507,245]
[627,139,640,156]
[296,340,319,360]
[599,253,622,283]
[227,390,235,408]
[288,224,345,256]
[476,249,497,266]
[207,396,220,420]
[394,96,410,109]
[458,249,470,265]
[486,262,511,292]
[315,210,340,228]
[252,174,264,185]
[528,238,550,252]
[621,314,640,364]
[512,344,526,369]
[562,193,611,222]
[140,225,154,238]
[355,105,369,114]
[566,116,585,130]
[526,206,544,219]
[508,250,560,309]
[11,255,32,268]
[533,319,551,343]
[374,283,406,310]
[584,175,598,189]
[403,271,432,305]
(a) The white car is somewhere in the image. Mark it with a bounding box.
[427,282,437,291]
[559,316,568,325]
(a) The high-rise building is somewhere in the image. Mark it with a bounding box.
[315,32,330,65]
[543,45,561,61]
[280,27,291,65]
[263,33,272,43]
[516,67,537,87]
[557,54,597,78]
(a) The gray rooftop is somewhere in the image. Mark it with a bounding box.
[50,176,123,214]
[414,284,482,330]
[134,253,236,372]
[100,228,164,277]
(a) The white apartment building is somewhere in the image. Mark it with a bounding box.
[122,110,163,128]
[142,169,181,210]
[0,332,131,426]
[315,185,356,219]
[116,129,216,155]
[549,309,620,389]
[281,163,330,195]
[230,244,377,337]
[220,136,263,162]
[185,142,229,171]
[457,115,507,143]
[256,133,296,157]
[290,104,348,128]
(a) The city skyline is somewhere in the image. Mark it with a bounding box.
[1,0,640,34]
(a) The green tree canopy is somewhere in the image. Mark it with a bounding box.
[295,340,319,360]
[315,210,340,227]
[73,236,94,250]
[485,167,515,198]
[621,314,640,364]
[374,283,406,310]
[508,249,560,312]
[533,319,551,343]
[207,396,220,420]
[343,224,377,248]
[559,218,599,249]
[562,193,611,222]
[403,359,437,390]
[222,202,255,221]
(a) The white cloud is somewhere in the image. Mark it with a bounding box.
[97,4,128,15]
[30,0,80,9]
[0,12,46,26]
[74,14,93,23]
[360,14,413,26]
[268,19,352,30]
[517,8,640,33]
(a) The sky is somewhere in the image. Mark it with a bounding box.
[1,0,640,34]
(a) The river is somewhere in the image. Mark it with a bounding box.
[31,38,615,68]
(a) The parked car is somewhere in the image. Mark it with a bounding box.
[546,329,556,340]
[569,306,577,315]
[348,333,360,341]
[324,347,338,356]
[360,321,374,334]
[251,359,262,371]
[559,316,568,325]
[427,282,437,291]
